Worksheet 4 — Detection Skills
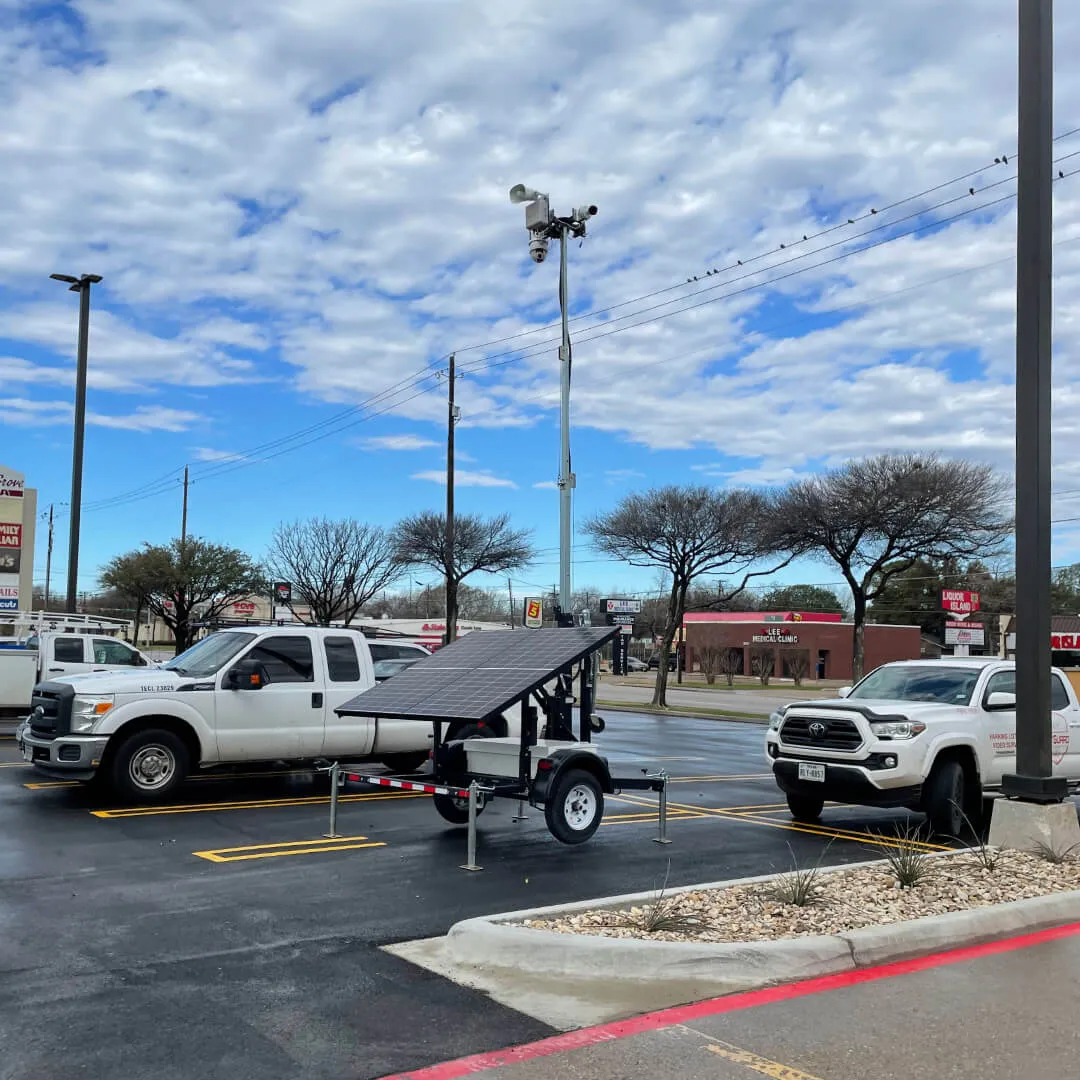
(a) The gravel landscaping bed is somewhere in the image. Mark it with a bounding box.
[522,851,1080,944]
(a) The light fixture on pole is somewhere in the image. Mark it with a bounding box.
[508,185,597,626]
[49,272,102,613]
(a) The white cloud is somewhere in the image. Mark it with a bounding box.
[412,468,517,488]
[359,434,440,451]
[88,406,201,433]
[533,480,558,490]
[192,446,247,462]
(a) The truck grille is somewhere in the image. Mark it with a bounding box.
[28,683,75,740]
[780,715,862,752]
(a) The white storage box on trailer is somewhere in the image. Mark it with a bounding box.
[464,736,602,779]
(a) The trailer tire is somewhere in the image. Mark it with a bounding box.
[545,768,604,845]
[380,753,429,774]
[786,792,825,822]
[433,791,486,826]
[109,728,188,802]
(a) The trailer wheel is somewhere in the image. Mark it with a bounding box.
[545,769,604,845]
[433,791,487,825]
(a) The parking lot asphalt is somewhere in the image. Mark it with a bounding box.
[0,713,952,1080]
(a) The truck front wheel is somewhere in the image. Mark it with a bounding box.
[786,792,825,822]
[924,758,966,837]
[380,753,429,774]
[109,729,188,802]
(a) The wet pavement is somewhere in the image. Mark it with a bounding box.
[0,714,960,1080]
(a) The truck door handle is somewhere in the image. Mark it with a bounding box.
[48,667,62,672]
[312,692,323,708]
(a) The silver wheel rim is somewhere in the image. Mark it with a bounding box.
[563,784,597,831]
[128,744,176,791]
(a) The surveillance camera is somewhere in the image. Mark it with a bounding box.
[574,204,598,221]
[510,184,543,205]
[529,235,549,263]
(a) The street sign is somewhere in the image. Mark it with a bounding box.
[604,598,642,614]
[523,597,543,629]
[945,621,985,647]
[941,590,980,614]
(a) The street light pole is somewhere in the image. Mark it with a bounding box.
[50,272,102,614]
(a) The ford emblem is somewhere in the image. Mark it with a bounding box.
[808,721,827,739]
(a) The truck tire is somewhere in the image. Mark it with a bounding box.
[109,728,188,802]
[544,768,604,845]
[448,722,493,742]
[380,753,429,774]
[786,792,825,822]
[433,791,487,825]
[924,758,965,837]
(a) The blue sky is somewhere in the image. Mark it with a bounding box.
[4,0,1080,605]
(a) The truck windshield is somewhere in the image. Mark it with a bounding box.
[164,633,256,678]
[849,665,983,705]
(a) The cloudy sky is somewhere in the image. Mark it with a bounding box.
[3,0,1080,604]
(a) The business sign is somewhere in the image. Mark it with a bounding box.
[232,601,256,616]
[274,582,292,604]
[0,598,17,612]
[608,613,635,626]
[945,620,985,646]
[605,598,642,614]
[0,467,24,498]
[1052,634,1080,651]
[751,627,799,644]
[0,550,20,573]
[941,590,980,614]
[0,523,20,548]
[523,597,543,628]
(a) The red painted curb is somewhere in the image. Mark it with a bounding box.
[378,920,1080,1079]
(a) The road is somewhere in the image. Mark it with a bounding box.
[0,713,950,1080]
[596,677,834,717]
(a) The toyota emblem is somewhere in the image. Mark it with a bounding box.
[808,721,828,739]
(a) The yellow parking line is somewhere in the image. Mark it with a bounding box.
[24,781,80,789]
[705,1041,825,1079]
[0,762,31,769]
[92,790,426,819]
[667,774,774,782]
[194,836,387,863]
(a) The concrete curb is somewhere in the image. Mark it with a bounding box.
[444,864,1080,1000]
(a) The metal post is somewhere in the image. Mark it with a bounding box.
[1003,0,1064,802]
[43,504,54,612]
[557,225,573,617]
[181,465,189,547]
[445,353,457,646]
[653,774,672,845]
[66,281,92,613]
[323,762,342,838]
[460,780,483,871]
[512,798,529,823]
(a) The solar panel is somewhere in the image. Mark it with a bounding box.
[336,626,619,722]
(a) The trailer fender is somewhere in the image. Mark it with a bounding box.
[531,747,614,805]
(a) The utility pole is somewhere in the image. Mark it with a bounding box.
[43,504,54,612]
[49,272,102,613]
[444,353,460,646]
[1002,0,1064,804]
[507,577,515,628]
[180,466,189,548]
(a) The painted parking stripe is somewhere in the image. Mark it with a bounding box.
[92,790,426,819]
[0,762,31,769]
[667,773,774,782]
[24,780,80,789]
[193,836,387,863]
[704,1040,825,1079]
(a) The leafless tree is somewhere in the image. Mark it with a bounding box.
[718,648,742,687]
[784,649,811,687]
[698,645,721,684]
[394,511,533,645]
[750,646,775,686]
[771,454,1010,681]
[584,486,795,708]
[267,518,402,627]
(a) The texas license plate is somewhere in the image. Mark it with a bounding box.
[798,762,825,783]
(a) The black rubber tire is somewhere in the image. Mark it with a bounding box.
[924,758,966,837]
[108,728,188,802]
[544,768,604,845]
[432,791,486,826]
[786,792,825,823]
[448,722,494,742]
[380,752,429,774]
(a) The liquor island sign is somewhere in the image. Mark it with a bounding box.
[751,627,800,645]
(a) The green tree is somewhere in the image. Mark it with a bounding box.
[759,584,846,615]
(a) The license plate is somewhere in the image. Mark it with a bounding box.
[20,743,31,763]
[798,762,825,783]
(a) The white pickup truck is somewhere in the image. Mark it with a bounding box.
[16,625,500,801]
[766,658,1080,836]
[1,631,156,718]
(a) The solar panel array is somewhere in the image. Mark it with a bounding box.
[337,626,618,722]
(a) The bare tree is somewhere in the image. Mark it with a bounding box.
[585,486,794,708]
[394,512,533,645]
[750,646,775,686]
[698,645,721,684]
[718,648,742,687]
[772,454,1010,681]
[784,649,810,687]
[267,518,402,627]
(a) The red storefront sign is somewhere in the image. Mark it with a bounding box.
[941,590,980,614]
[0,523,20,548]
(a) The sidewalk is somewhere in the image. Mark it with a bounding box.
[595,678,820,719]
[379,922,1080,1080]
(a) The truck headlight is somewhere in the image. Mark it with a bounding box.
[71,695,114,733]
[870,720,926,740]
[768,713,783,732]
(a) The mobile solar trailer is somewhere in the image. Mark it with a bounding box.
[335,626,667,845]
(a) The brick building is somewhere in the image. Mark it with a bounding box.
[683,611,921,682]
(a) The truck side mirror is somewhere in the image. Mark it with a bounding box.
[985,691,1016,711]
[226,659,267,690]
[836,686,852,698]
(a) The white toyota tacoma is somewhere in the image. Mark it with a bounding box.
[15,626,510,801]
[765,658,1080,836]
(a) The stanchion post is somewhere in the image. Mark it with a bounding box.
[460,781,483,871]
[653,774,672,845]
[512,797,529,823]
[323,761,341,839]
